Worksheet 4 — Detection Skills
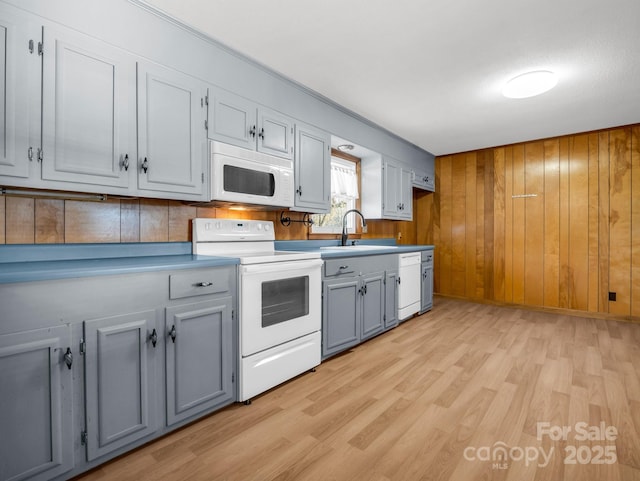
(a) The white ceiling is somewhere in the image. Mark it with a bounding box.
[144,0,640,156]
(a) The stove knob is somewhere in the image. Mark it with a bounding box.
[215,221,221,230]
[256,223,263,231]
[263,223,271,232]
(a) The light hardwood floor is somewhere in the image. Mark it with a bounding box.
[76,297,640,481]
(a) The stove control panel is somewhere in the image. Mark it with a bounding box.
[193,218,275,243]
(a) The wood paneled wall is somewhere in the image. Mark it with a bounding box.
[432,124,640,319]
[0,194,426,245]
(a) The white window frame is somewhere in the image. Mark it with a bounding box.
[310,156,358,234]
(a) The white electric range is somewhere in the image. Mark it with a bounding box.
[192,218,322,402]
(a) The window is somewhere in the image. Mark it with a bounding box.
[311,156,359,234]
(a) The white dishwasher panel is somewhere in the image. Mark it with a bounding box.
[398,252,421,320]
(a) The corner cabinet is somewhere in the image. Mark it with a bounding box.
[0,325,74,481]
[361,156,413,220]
[291,122,331,213]
[207,86,294,160]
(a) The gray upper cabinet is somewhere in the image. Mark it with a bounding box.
[165,297,233,426]
[41,25,136,190]
[362,156,413,220]
[208,86,294,160]
[292,121,331,213]
[84,310,158,461]
[0,325,74,481]
[0,7,36,180]
[137,61,207,198]
[412,167,435,192]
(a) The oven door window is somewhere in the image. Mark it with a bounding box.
[262,276,309,327]
[224,165,275,197]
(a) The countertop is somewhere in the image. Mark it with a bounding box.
[0,243,238,284]
[0,240,433,284]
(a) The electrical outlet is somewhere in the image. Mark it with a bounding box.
[609,292,617,302]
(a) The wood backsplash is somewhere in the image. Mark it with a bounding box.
[0,192,434,245]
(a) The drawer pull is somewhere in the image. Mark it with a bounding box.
[339,265,349,270]
[195,281,213,287]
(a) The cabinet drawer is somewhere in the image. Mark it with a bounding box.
[170,269,230,299]
[324,259,358,277]
[422,251,434,266]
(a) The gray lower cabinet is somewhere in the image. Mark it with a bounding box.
[421,252,434,313]
[322,255,398,359]
[322,277,361,358]
[84,310,158,461]
[384,270,399,329]
[0,325,74,481]
[165,297,233,426]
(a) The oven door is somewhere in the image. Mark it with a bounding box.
[240,258,323,356]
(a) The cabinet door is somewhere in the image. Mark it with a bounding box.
[0,9,36,179]
[0,325,73,481]
[208,87,256,150]
[292,122,330,213]
[382,159,400,218]
[421,265,433,312]
[84,310,157,461]
[41,26,135,189]
[322,277,361,358]
[399,166,413,220]
[384,270,399,329]
[165,298,234,426]
[257,107,294,159]
[361,272,385,340]
[137,61,206,198]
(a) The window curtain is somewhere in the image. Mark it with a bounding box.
[330,161,359,199]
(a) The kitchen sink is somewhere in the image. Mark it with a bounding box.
[319,245,398,251]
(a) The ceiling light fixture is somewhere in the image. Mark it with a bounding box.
[502,70,558,99]
[337,144,355,152]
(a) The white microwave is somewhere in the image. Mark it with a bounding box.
[210,141,294,208]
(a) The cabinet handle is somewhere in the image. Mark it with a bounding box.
[64,348,73,370]
[249,125,256,138]
[141,157,149,173]
[363,284,367,295]
[149,328,158,348]
[358,286,364,296]
[423,271,427,279]
[258,127,265,139]
[339,265,349,270]
[397,277,401,285]
[296,186,302,196]
[28,147,34,161]
[195,281,213,287]
[168,325,177,343]
[121,154,129,171]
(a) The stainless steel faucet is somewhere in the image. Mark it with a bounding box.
[341,209,367,246]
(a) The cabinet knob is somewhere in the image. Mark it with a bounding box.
[397,277,401,285]
[149,328,158,348]
[296,186,302,196]
[141,157,149,174]
[258,127,265,139]
[249,125,256,138]
[64,347,73,370]
[168,325,177,343]
[121,154,129,171]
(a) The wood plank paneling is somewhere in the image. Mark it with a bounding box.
[524,141,544,306]
[35,199,64,244]
[481,150,493,300]
[65,200,121,243]
[631,126,640,318]
[140,199,169,243]
[598,132,610,313]
[568,134,590,311]
[608,128,632,316]
[0,197,5,244]
[511,144,525,304]
[120,199,140,243]
[439,156,453,295]
[464,153,477,298]
[6,196,34,244]
[504,147,514,303]
[559,137,570,308]
[588,133,600,312]
[492,148,505,302]
[168,202,197,242]
[433,161,442,293]
[543,139,560,307]
[450,154,467,297]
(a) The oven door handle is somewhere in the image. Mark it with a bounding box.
[240,258,323,275]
